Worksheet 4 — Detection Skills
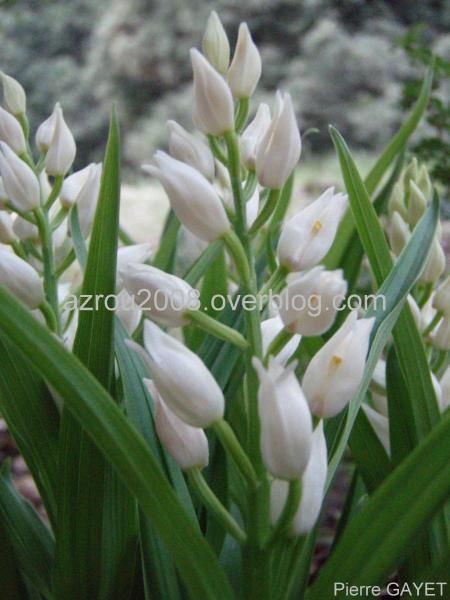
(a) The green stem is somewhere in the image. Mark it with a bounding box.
[423,311,443,337]
[207,134,228,166]
[187,468,247,544]
[243,170,258,201]
[269,172,295,236]
[39,301,58,333]
[17,113,30,140]
[213,420,258,489]
[431,350,448,375]
[187,309,248,350]
[119,226,136,246]
[267,480,301,547]
[11,240,27,260]
[235,98,250,132]
[222,229,251,287]
[418,282,433,308]
[264,328,294,365]
[44,175,64,211]
[55,248,76,278]
[34,207,60,334]
[51,206,69,231]
[259,264,288,299]
[249,189,280,236]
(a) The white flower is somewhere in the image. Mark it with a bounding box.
[0,106,26,155]
[120,263,198,327]
[440,366,450,413]
[35,109,58,153]
[420,238,445,284]
[362,404,390,455]
[0,247,44,309]
[13,215,39,241]
[388,211,410,256]
[116,289,142,336]
[302,311,375,418]
[1,72,26,115]
[261,315,301,365]
[127,320,224,427]
[270,421,328,535]
[117,243,152,272]
[60,164,95,208]
[240,103,271,170]
[433,276,450,317]
[227,23,261,98]
[277,187,348,271]
[143,151,230,242]
[71,163,102,238]
[202,11,230,75]
[147,380,209,470]
[0,212,15,244]
[167,120,215,181]
[407,180,427,226]
[278,267,347,336]
[432,316,450,351]
[253,357,312,480]
[245,186,260,228]
[0,142,40,211]
[190,48,234,136]
[45,104,76,176]
[255,92,301,190]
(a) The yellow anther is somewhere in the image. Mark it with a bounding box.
[311,220,323,234]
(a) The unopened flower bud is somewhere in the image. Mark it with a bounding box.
[202,11,230,75]
[420,238,445,284]
[115,289,141,336]
[407,294,422,331]
[190,48,234,136]
[407,180,427,226]
[277,187,347,271]
[432,316,450,351]
[245,186,260,228]
[279,267,347,336]
[256,92,301,189]
[388,180,407,219]
[417,164,432,201]
[45,104,76,176]
[0,177,8,209]
[0,142,40,211]
[362,404,390,455]
[240,103,271,170]
[1,73,26,115]
[70,163,102,238]
[303,311,375,418]
[261,315,300,365]
[147,380,209,470]
[128,320,224,427]
[403,156,419,188]
[433,276,450,317]
[120,263,198,327]
[253,357,312,480]
[143,151,230,242]
[167,121,215,181]
[388,211,410,256]
[270,422,327,535]
[35,110,58,153]
[0,212,15,243]
[117,242,152,272]
[440,366,450,413]
[13,215,39,241]
[227,23,261,98]
[0,106,26,155]
[60,164,94,208]
[0,247,44,308]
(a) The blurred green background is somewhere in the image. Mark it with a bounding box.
[0,0,448,176]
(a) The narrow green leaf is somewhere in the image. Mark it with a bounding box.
[183,240,224,286]
[69,204,87,271]
[0,334,59,525]
[152,209,180,273]
[308,411,450,598]
[0,464,54,599]
[0,289,233,600]
[0,516,29,600]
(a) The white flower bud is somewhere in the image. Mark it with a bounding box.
[13,215,39,241]
[35,110,58,153]
[116,289,141,336]
[127,320,225,427]
[261,315,300,365]
[388,211,410,256]
[117,242,152,271]
[420,238,445,284]
[202,11,230,75]
[0,106,26,155]
[433,276,450,317]
[1,73,26,115]
[302,311,375,418]
[0,142,40,211]
[407,180,427,226]
[190,48,234,136]
[147,380,209,470]
[143,151,230,242]
[371,358,386,394]
[256,92,301,190]
[167,120,215,181]
[71,163,102,238]
[0,177,8,209]
[440,366,450,413]
[432,317,450,351]
[253,357,312,480]
[403,157,419,187]
[240,103,271,170]
[388,180,407,219]
[407,294,422,331]
[372,393,388,418]
[60,164,94,208]
[45,104,76,176]
[362,404,390,455]
[417,164,432,202]
[227,23,262,98]
[245,186,260,228]
[279,267,347,336]
[120,263,198,327]
[0,247,44,308]
[277,187,348,271]
[270,422,328,535]
[0,212,15,244]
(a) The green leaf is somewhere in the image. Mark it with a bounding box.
[307,410,450,598]
[183,240,224,286]
[0,334,59,526]
[55,111,138,600]
[0,516,29,600]
[0,289,233,600]
[0,463,54,599]
[152,209,180,273]
[69,204,87,271]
